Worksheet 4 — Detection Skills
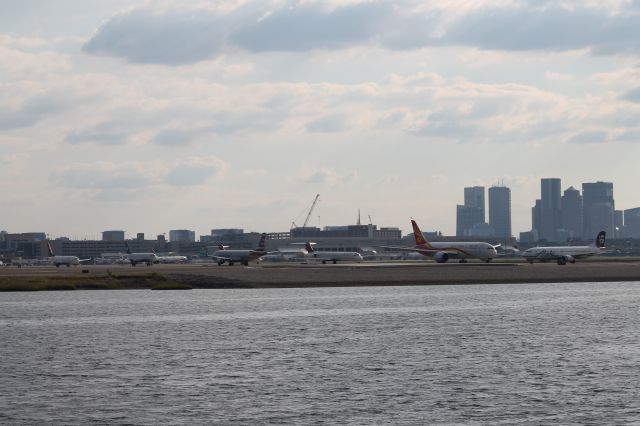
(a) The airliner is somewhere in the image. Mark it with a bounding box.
[125,242,159,266]
[211,233,267,266]
[303,242,364,264]
[157,254,189,264]
[521,231,606,265]
[383,220,499,263]
[47,242,90,267]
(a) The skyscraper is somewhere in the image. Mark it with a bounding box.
[488,186,511,238]
[561,186,583,239]
[464,186,485,223]
[532,199,542,235]
[624,207,640,238]
[582,182,614,238]
[540,178,562,241]
[456,186,485,237]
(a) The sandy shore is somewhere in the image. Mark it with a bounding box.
[1,261,639,289]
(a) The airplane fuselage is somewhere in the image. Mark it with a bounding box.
[521,246,601,264]
[212,250,264,266]
[51,255,82,267]
[307,251,363,264]
[127,253,159,266]
[412,242,498,262]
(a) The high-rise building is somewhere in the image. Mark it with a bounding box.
[532,199,542,235]
[561,186,583,240]
[456,186,486,237]
[102,230,125,241]
[488,186,511,238]
[582,182,614,238]
[540,178,562,241]
[464,186,485,223]
[614,210,624,238]
[624,207,640,238]
[169,229,196,243]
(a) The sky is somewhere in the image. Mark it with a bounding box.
[1,0,640,239]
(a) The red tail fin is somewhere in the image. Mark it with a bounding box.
[411,220,433,248]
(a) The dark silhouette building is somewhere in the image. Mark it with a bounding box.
[540,178,562,241]
[561,186,583,240]
[488,186,511,238]
[457,186,486,237]
[582,181,614,238]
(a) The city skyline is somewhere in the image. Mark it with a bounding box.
[2,1,640,237]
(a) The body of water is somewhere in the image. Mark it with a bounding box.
[1,282,639,424]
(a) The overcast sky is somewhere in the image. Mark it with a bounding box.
[2,0,640,239]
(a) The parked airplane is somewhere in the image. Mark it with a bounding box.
[303,242,364,264]
[521,231,606,265]
[382,219,499,263]
[125,242,159,266]
[47,242,90,267]
[211,233,267,266]
[156,254,188,264]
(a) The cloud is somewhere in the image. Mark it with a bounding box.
[305,114,349,133]
[165,157,226,186]
[621,87,640,102]
[0,94,70,130]
[83,8,230,65]
[567,131,609,144]
[232,2,389,52]
[149,128,202,147]
[50,157,225,192]
[300,168,359,185]
[51,162,160,190]
[82,2,640,65]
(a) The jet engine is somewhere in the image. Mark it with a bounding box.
[557,255,575,265]
[434,252,449,263]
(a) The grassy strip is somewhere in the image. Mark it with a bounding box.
[0,273,185,292]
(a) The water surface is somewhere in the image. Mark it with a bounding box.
[1,282,639,424]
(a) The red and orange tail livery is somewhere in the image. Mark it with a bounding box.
[411,220,433,249]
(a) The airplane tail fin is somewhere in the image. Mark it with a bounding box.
[47,242,54,257]
[411,219,433,249]
[594,231,606,248]
[255,233,267,253]
[304,242,315,253]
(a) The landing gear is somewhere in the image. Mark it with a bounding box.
[55,264,60,268]
[485,259,492,263]
[557,258,567,265]
[66,264,70,267]
[332,260,337,264]
[146,262,152,266]
[229,261,235,266]
[217,260,224,266]
[242,261,249,266]
[322,260,326,265]
[458,259,467,263]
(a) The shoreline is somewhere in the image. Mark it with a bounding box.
[1,261,639,291]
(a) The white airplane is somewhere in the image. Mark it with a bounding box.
[521,231,606,265]
[157,254,189,264]
[125,242,159,266]
[46,242,90,268]
[302,242,364,264]
[211,233,267,266]
[382,219,499,263]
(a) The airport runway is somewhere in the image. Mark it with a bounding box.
[1,261,640,288]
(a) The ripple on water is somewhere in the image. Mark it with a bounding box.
[1,282,640,424]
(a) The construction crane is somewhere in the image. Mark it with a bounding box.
[291,194,320,229]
